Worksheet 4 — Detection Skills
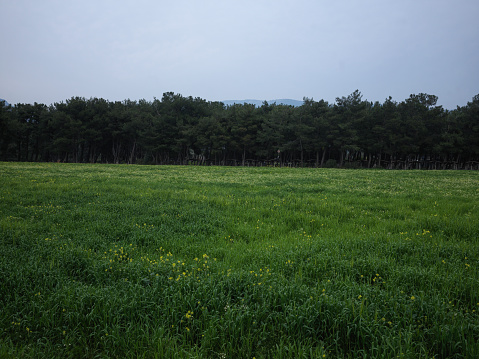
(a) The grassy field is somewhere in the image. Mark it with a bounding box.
[0,163,478,358]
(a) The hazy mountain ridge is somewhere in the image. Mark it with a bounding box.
[0,98,10,106]
[222,99,303,107]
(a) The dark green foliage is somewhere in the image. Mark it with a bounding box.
[1,92,479,169]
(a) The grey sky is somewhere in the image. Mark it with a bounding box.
[1,0,478,109]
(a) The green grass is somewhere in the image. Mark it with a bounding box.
[0,163,478,358]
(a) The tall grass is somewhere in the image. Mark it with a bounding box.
[0,163,478,358]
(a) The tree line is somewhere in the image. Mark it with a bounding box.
[1,90,478,169]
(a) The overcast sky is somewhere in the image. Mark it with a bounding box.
[1,0,478,109]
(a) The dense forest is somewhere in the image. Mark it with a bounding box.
[1,90,478,169]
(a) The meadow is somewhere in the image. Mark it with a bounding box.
[0,162,478,358]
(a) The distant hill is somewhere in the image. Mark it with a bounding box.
[0,98,10,106]
[223,99,303,107]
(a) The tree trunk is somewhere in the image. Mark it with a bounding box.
[129,141,136,164]
[321,148,327,167]
[112,142,121,164]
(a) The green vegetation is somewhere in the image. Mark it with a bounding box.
[1,162,478,358]
[1,91,479,169]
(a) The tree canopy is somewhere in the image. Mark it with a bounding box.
[1,92,478,169]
